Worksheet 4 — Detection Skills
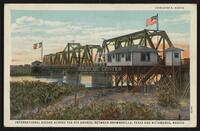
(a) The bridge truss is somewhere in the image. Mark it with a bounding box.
[40,29,189,96]
[43,29,174,66]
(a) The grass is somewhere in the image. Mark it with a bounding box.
[10,81,78,118]
[10,66,32,76]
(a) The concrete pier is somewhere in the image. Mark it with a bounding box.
[64,72,81,86]
[63,72,112,88]
[91,72,113,88]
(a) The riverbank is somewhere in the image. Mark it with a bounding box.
[10,81,190,120]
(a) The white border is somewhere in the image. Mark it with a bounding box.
[4,4,197,127]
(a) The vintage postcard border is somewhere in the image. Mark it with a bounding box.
[4,4,197,127]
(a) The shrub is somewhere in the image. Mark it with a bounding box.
[10,81,76,118]
[100,103,121,120]
[23,102,164,120]
[156,87,178,108]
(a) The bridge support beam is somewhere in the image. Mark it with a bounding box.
[111,66,189,95]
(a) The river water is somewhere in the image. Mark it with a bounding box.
[11,75,93,88]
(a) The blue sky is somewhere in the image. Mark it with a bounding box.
[11,10,190,65]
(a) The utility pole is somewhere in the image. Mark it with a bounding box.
[74,67,80,107]
[156,13,159,31]
[41,42,43,62]
[156,13,159,51]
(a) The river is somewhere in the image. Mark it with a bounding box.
[11,75,93,88]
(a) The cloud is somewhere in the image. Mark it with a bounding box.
[11,16,91,37]
[11,26,142,65]
[11,15,190,64]
[15,16,65,26]
[12,51,41,65]
[161,13,190,24]
[12,16,67,33]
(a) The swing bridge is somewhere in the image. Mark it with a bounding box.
[35,29,189,96]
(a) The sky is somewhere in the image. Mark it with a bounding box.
[11,10,190,65]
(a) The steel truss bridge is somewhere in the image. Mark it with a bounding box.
[39,29,189,96]
[43,29,175,66]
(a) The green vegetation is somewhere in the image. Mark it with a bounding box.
[10,81,77,118]
[11,80,183,120]
[24,102,164,120]
[11,71,32,76]
[10,65,32,76]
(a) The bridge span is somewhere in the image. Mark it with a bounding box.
[32,29,190,96]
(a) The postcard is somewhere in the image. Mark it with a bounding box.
[4,4,197,127]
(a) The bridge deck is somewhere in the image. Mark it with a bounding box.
[38,64,189,73]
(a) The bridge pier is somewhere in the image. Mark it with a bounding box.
[91,72,113,88]
[64,71,81,86]
[39,65,189,95]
